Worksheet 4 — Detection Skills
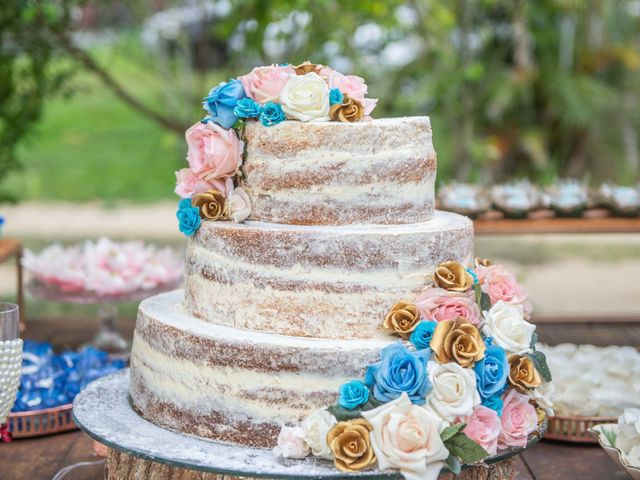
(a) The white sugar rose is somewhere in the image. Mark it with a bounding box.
[529,381,555,417]
[616,408,640,453]
[273,425,309,459]
[361,393,449,480]
[279,72,330,122]
[627,445,640,468]
[426,361,480,424]
[227,187,252,223]
[300,408,337,459]
[482,301,535,354]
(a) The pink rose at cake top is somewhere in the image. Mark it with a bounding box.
[129,60,552,480]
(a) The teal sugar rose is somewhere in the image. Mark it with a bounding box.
[233,98,261,119]
[338,380,370,410]
[364,343,431,405]
[474,342,509,400]
[176,199,201,237]
[259,102,286,127]
[482,392,504,416]
[203,79,247,129]
[409,320,438,350]
[329,88,343,105]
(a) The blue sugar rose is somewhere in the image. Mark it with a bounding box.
[474,343,509,400]
[176,200,201,237]
[482,392,504,417]
[338,380,370,409]
[409,320,438,350]
[202,79,247,129]
[233,98,261,119]
[259,102,286,127]
[329,88,344,105]
[365,343,431,405]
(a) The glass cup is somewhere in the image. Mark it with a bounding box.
[0,302,22,429]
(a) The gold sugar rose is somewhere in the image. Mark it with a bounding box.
[433,261,474,292]
[326,418,376,472]
[383,300,420,338]
[430,317,486,367]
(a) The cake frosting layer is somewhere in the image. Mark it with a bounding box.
[241,117,436,225]
[129,291,388,449]
[185,210,474,339]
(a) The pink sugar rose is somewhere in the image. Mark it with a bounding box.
[185,121,243,183]
[476,265,532,315]
[273,426,309,459]
[319,67,378,115]
[415,285,482,326]
[463,405,502,456]
[174,168,227,198]
[239,64,296,104]
[498,389,538,449]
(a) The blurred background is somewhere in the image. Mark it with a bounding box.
[0,0,639,349]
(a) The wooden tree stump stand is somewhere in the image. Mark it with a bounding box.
[105,448,517,480]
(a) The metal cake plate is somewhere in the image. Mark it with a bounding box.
[72,369,543,479]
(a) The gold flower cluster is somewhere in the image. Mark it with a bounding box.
[192,189,227,221]
[326,418,376,472]
[330,94,365,123]
[431,318,486,367]
[383,300,420,338]
[433,261,474,292]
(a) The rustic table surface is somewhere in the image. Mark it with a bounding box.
[1,320,637,480]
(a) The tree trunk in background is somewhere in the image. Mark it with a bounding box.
[454,0,475,180]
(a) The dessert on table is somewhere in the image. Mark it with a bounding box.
[128,61,552,479]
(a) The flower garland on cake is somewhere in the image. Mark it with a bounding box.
[174,61,378,236]
[273,258,553,480]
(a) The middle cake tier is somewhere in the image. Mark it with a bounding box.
[185,210,474,340]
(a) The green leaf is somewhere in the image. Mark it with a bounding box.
[444,432,489,464]
[602,428,617,447]
[440,423,466,442]
[327,404,362,421]
[527,350,552,382]
[474,283,482,305]
[530,332,539,351]
[445,454,462,475]
[480,292,492,312]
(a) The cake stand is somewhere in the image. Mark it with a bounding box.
[27,280,180,354]
[73,370,544,480]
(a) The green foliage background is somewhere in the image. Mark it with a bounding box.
[2,0,639,202]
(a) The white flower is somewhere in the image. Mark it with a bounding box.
[300,409,337,459]
[227,187,252,223]
[272,425,309,459]
[482,301,535,354]
[627,445,640,468]
[616,408,640,453]
[529,381,555,417]
[426,361,480,424]
[361,393,449,480]
[279,72,330,122]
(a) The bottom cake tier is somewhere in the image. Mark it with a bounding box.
[129,291,389,449]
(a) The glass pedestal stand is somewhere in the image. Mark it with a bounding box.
[27,281,180,354]
[73,370,544,480]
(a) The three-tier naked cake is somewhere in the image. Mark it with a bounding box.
[130,62,551,479]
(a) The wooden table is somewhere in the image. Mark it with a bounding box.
[0,238,24,326]
[0,430,628,480]
[474,216,640,235]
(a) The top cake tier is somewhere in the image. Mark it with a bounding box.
[240,117,436,225]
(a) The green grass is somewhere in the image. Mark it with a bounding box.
[4,37,227,203]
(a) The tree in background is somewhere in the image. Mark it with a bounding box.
[0,2,74,201]
[1,0,639,201]
[221,0,640,184]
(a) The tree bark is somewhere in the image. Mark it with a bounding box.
[50,30,187,135]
